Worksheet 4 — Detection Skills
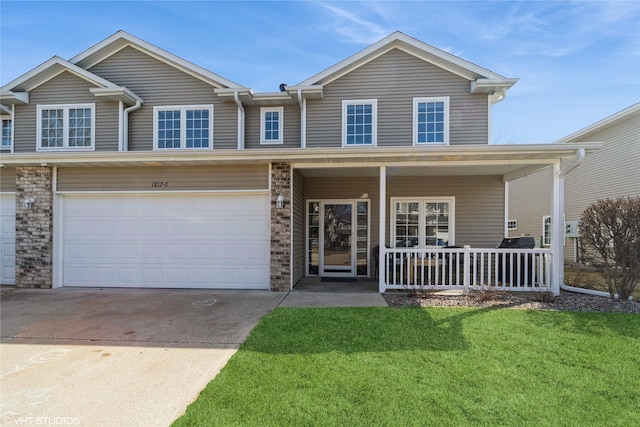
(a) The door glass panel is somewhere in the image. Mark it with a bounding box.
[425,202,449,247]
[356,201,368,275]
[308,202,319,274]
[323,204,352,269]
[395,201,419,247]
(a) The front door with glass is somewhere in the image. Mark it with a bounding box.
[307,200,369,278]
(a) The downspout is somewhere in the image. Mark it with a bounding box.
[556,149,614,298]
[123,100,142,151]
[233,91,245,150]
[297,89,306,148]
[117,101,124,151]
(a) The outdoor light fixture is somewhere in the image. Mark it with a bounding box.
[276,194,284,209]
[23,197,35,209]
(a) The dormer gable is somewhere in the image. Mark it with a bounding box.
[69,30,245,90]
[0,56,142,107]
[293,31,518,104]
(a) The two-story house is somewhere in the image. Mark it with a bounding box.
[0,31,600,294]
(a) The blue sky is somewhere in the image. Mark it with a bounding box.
[1,0,638,143]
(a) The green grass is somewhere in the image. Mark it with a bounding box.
[173,307,640,427]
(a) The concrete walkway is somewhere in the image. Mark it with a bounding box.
[1,287,388,426]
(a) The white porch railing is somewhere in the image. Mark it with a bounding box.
[383,245,552,292]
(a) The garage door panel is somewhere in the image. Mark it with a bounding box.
[62,194,270,289]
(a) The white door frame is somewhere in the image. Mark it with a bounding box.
[319,200,357,277]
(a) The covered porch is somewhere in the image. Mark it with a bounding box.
[289,144,600,295]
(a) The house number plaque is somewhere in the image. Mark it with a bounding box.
[151,182,168,188]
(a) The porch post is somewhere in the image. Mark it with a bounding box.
[550,161,563,296]
[378,166,386,293]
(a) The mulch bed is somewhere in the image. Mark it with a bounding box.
[383,290,640,313]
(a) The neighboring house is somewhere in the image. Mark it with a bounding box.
[0,31,600,294]
[508,103,640,262]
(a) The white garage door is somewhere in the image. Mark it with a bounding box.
[61,193,270,289]
[0,194,16,285]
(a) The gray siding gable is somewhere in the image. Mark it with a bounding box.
[305,49,489,148]
[88,46,238,150]
[13,71,119,152]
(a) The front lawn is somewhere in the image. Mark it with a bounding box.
[174,307,640,426]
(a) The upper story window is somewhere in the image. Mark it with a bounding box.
[261,107,283,144]
[413,97,449,145]
[37,104,95,151]
[154,105,213,150]
[1,117,11,150]
[342,99,377,147]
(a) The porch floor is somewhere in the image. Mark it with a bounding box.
[293,277,379,293]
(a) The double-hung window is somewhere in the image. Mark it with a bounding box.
[392,198,454,248]
[342,99,377,146]
[1,116,11,150]
[154,105,213,150]
[260,107,283,144]
[413,97,449,145]
[37,104,95,150]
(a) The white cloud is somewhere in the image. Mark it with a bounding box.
[314,1,392,44]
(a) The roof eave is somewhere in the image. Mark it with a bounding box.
[0,143,603,168]
[296,32,513,87]
[70,30,246,90]
[0,91,29,106]
[89,87,144,105]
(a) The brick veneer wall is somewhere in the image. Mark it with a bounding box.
[15,166,53,288]
[270,162,291,291]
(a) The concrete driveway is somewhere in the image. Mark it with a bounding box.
[0,288,286,427]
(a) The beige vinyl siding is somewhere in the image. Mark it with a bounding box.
[57,165,269,192]
[303,174,502,251]
[564,115,640,222]
[387,176,504,248]
[304,177,381,251]
[245,104,301,149]
[305,49,489,148]
[0,168,16,192]
[88,46,238,150]
[507,167,551,245]
[292,169,305,285]
[13,71,119,152]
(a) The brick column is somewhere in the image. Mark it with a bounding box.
[15,166,53,288]
[270,162,291,291]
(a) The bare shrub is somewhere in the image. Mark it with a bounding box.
[579,196,640,301]
[564,268,600,290]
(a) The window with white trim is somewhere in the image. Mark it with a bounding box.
[543,216,551,246]
[342,99,377,146]
[37,104,95,150]
[507,219,518,231]
[413,97,449,145]
[260,107,283,144]
[154,105,213,149]
[392,198,454,248]
[1,117,11,149]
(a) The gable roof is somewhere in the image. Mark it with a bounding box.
[294,31,517,103]
[554,103,640,143]
[0,56,142,106]
[69,30,244,90]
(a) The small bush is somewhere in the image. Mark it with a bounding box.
[579,196,640,300]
